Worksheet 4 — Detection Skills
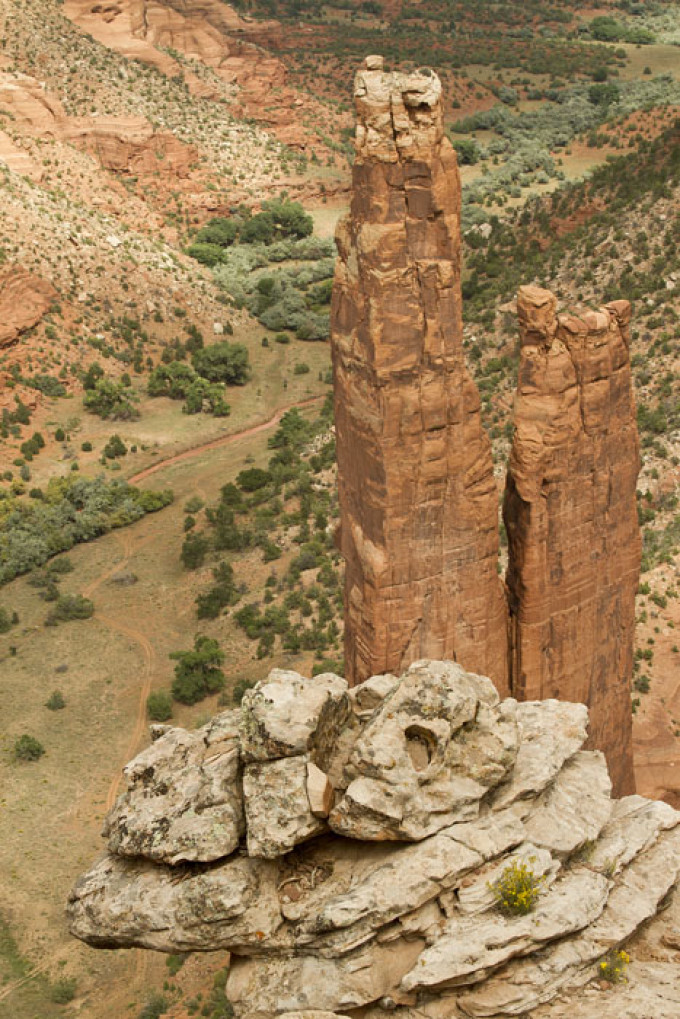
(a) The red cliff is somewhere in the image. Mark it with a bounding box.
[331,57,509,691]
[503,285,640,795]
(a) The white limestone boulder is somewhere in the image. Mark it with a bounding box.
[239,670,349,763]
[243,755,328,859]
[103,710,244,864]
[329,661,519,841]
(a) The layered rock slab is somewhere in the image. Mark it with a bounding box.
[331,58,508,690]
[503,285,641,796]
[68,662,680,1017]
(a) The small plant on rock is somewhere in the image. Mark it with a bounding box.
[491,858,545,916]
[598,948,630,983]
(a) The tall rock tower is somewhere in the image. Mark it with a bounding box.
[504,286,640,795]
[331,57,509,691]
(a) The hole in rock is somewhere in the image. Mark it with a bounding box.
[405,725,436,772]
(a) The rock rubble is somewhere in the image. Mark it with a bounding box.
[68,661,680,1017]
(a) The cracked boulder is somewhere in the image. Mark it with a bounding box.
[103,710,244,864]
[240,670,350,762]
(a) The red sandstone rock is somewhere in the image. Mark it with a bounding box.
[331,58,509,692]
[0,266,57,348]
[503,285,640,796]
[64,116,198,177]
[64,0,286,115]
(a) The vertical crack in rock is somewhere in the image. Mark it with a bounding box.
[331,56,509,691]
[503,285,641,796]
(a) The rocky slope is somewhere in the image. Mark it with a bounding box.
[504,285,640,797]
[68,660,680,1017]
[62,0,342,150]
[331,59,508,691]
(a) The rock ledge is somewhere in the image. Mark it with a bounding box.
[67,661,680,1018]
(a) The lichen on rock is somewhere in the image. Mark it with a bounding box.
[67,661,680,1017]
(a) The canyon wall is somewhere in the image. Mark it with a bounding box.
[503,285,640,796]
[331,57,509,691]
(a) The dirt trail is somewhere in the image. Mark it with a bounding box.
[0,960,51,1004]
[101,615,155,810]
[0,393,325,1012]
[129,395,324,486]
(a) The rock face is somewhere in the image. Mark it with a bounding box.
[102,710,244,864]
[503,285,641,796]
[64,116,198,177]
[68,663,680,1018]
[62,0,315,145]
[331,58,508,691]
[331,63,642,798]
[0,266,57,347]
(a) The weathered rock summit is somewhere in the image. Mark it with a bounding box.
[68,662,680,1018]
[331,57,508,692]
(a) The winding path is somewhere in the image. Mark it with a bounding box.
[128,394,324,485]
[0,393,325,1008]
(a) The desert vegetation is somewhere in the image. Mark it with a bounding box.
[1,0,680,1015]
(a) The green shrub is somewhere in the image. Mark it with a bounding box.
[84,380,139,420]
[312,658,344,677]
[451,138,481,165]
[196,562,239,619]
[491,858,545,915]
[45,594,95,626]
[181,531,209,570]
[237,468,271,492]
[192,342,249,385]
[49,977,77,1003]
[45,690,66,711]
[138,993,169,1019]
[232,677,256,705]
[165,953,188,976]
[0,607,13,633]
[186,242,226,267]
[147,690,173,721]
[14,734,45,761]
[103,434,127,459]
[170,636,225,705]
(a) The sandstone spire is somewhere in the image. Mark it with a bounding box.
[503,285,641,796]
[331,56,509,690]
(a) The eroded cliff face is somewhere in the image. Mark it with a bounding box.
[0,266,56,348]
[504,285,640,796]
[62,1,310,145]
[331,57,509,691]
